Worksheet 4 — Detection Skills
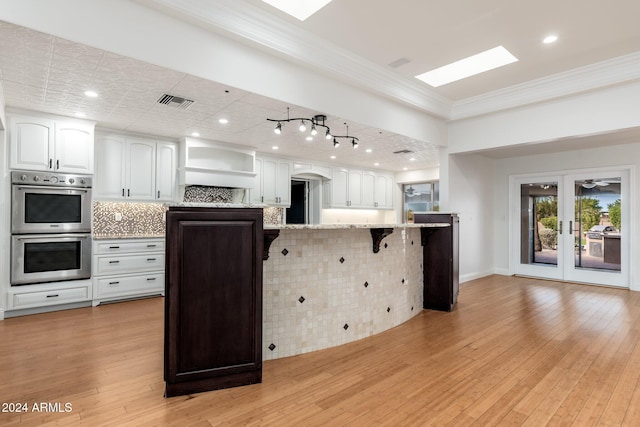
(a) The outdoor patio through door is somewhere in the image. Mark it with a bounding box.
[512,169,629,288]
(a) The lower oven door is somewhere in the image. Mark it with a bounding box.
[11,234,91,285]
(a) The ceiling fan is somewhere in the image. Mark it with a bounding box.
[404,186,423,197]
[581,178,620,189]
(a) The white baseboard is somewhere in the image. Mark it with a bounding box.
[493,268,510,276]
[0,309,4,321]
[460,270,494,283]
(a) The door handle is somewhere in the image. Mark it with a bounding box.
[569,220,573,235]
[56,159,59,170]
[559,221,563,235]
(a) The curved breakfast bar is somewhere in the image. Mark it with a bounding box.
[262,222,448,360]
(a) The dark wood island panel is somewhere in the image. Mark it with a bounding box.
[164,207,263,397]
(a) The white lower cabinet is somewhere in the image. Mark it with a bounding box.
[92,238,165,305]
[8,280,92,310]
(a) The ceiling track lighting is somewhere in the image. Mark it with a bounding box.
[267,107,360,148]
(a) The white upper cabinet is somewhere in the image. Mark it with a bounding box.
[95,133,176,202]
[325,167,394,209]
[9,113,94,173]
[374,174,394,209]
[252,156,291,206]
[54,120,94,173]
[95,134,127,199]
[126,138,156,200]
[156,142,177,201]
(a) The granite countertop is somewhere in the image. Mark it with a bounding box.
[92,234,165,240]
[165,202,268,208]
[264,223,450,230]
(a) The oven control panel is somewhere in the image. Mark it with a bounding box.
[12,171,92,188]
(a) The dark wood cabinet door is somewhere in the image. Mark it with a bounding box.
[165,208,263,397]
[416,213,459,312]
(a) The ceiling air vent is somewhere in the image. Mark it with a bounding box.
[156,93,195,109]
[393,149,414,154]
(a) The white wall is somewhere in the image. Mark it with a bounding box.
[492,141,640,290]
[0,82,7,319]
[447,153,495,283]
[448,81,640,154]
[322,208,395,224]
[0,0,446,148]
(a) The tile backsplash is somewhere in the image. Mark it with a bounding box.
[93,202,166,238]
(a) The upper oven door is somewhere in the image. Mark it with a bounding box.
[12,185,92,234]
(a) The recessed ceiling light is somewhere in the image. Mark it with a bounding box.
[415,46,518,87]
[305,136,313,141]
[543,34,558,44]
[410,157,416,161]
[191,132,200,137]
[83,90,98,98]
[330,155,336,159]
[74,112,86,118]
[261,0,332,20]
[365,148,372,153]
[272,146,279,150]
[218,118,229,124]
[374,163,380,167]
[403,167,408,171]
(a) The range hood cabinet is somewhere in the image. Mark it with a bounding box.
[179,138,256,189]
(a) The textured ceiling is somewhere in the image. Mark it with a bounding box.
[0,21,439,172]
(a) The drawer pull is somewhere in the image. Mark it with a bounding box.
[109,281,120,285]
[109,246,120,249]
[109,260,120,264]
[146,258,156,262]
[146,277,156,281]
[46,294,59,298]
[147,244,157,248]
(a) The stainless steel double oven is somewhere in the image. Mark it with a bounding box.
[11,171,92,286]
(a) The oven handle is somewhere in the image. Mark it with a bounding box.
[14,234,90,241]
[14,185,90,192]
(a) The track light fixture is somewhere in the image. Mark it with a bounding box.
[267,107,360,148]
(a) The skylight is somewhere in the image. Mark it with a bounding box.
[261,0,332,21]
[415,46,518,87]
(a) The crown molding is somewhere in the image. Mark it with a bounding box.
[135,0,452,118]
[451,51,640,120]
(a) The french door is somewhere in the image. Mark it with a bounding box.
[512,169,629,287]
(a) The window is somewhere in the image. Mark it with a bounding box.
[403,182,439,222]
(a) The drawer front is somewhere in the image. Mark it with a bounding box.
[95,240,165,254]
[12,286,90,309]
[96,273,164,298]
[96,253,164,275]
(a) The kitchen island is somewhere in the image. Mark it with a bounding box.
[262,222,448,360]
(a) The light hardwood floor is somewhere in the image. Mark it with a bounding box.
[1,275,640,426]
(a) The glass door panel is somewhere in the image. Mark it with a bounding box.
[564,172,627,287]
[514,177,563,280]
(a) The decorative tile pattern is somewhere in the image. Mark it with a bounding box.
[93,202,166,238]
[183,185,233,203]
[298,296,305,304]
[263,227,423,360]
[268,343,276,351]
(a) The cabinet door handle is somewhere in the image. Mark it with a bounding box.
[108,281,120,285]
[559,221,563,235]
[146,277,156,281]
[49,159,53,169]
[146,258,156,262]
[56,159,59,170]
[122,188,125,197]
[109,246,121,249]
[157,190,160,199]
[109,260,120,264]
[569,221,573,235]
[261,196,264,202]
[46,294,59,298]
[127,189,130,197]
[147,244,157,248]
